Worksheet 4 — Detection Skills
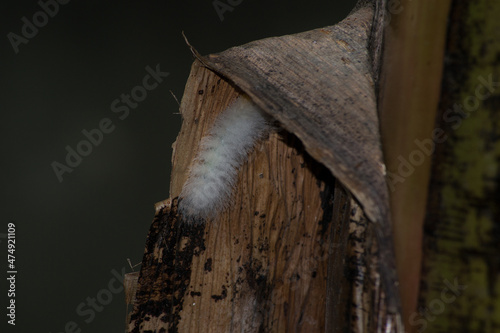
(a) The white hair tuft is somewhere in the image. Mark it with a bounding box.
[178,96,271,222]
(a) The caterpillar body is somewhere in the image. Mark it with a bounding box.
[178,96,272,222]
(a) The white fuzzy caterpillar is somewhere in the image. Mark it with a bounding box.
[178,95,271,222]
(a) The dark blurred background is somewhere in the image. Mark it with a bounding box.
[0,0,355,331]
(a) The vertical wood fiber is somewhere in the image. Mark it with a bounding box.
[378,1,451,327]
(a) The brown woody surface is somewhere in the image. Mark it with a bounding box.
[128,2,404,332]
[129,63,340,331]
[196,5,400,316]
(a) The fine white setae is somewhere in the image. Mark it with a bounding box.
[178,95,271,222]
